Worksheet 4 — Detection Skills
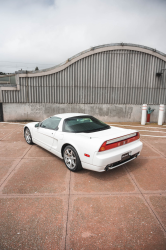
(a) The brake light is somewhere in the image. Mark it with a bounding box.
[99,132,140,152]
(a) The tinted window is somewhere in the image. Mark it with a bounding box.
[41,117,61,130]
[63,116,110,133]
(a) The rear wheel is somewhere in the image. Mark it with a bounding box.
[63,145,82,172]
[24,127,33,145]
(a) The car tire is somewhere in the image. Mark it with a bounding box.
[24,127,33,145]
[63,145,82,172]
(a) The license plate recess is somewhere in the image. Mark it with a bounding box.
[121,152,130,161]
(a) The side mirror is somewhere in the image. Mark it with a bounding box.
[35,123,39,128]
[55,126,59,131]
[35,122,41,128]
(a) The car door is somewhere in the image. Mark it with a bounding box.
[51,128,64,156]
[33,116,61,151]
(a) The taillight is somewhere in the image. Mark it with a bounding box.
[99,132,140,152]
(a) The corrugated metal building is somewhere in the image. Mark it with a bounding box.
[0,43,166,122]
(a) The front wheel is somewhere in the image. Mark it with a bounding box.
[24,127,33,145]
[63,145,82,172]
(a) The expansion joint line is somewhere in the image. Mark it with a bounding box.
[0,126,22,141]
[142,139,166,158]
[125,166,166,234]
[0,145,32,189]
[65,170,71,250]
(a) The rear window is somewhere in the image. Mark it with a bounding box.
[63,116,110,133]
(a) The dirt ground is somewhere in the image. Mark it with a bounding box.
[0,122,166,250]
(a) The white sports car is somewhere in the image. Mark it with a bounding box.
[24,113,143,172]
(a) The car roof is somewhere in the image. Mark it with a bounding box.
[53,113,89,119]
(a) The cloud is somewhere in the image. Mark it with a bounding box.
[0,0,166,73]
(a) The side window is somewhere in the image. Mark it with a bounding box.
[41,117,61,130]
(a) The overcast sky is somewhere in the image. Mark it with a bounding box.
[0,0,166,73]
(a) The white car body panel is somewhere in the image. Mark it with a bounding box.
[33,127,55,150]
[24,113,143,172]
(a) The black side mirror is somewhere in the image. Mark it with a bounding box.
[35,122,42,128]
[35,123,39,128]
[55,126,59,131]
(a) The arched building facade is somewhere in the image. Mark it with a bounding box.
[1,43,166,122]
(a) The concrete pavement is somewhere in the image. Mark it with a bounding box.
[0,122,166,250]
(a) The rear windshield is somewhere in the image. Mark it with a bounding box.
[63,116,110,133]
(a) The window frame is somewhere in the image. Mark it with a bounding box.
[40,116,61,131]
[62,115,110,133]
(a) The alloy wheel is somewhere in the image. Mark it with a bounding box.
[25,128,32,144]
[64,148,76,169]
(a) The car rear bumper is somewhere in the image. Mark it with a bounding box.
[104,152,140,171]
[81,140,143,172]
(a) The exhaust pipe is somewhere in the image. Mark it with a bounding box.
[105,164,113,171]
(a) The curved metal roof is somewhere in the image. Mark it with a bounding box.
[20,43,166,77]
[68,42,166,60]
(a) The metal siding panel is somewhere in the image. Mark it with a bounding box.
[33,77,36,103]
[110,51,114,88]
[81,59,84,103]
[94,54,98,104]
[122,52,128,103]
[71,65,73,103]
[34,77,37,103]
[6,49,165,105]
[72,64,74,103]
[22,78,25,103]
[85,57,88,104]
[67,67,70,103]
[77,60,80,103]
[41,76,44,103]
[44,76,46,103]
[47,75,49,103]
[54,74,56,103]
[31,78,34,103]
[74,63,77,103]
[79,60,82,103]
[7,91,9,103]
[36,77,39,103]
[38,77,41,103]
[8,91,11,103]
[49,75,51,103]
[59,71,62,103]
[51,74,54,103]
[2,91,5,103]
[17,78,21,103]
[56,73,59,103]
